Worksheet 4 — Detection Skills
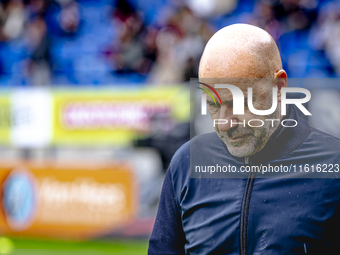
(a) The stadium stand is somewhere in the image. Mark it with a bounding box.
[0,0,339,87]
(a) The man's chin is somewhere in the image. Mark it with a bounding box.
[218,136,253,157]
[227,145,255,158]
[218,132,267,158]
[223,139,257,157]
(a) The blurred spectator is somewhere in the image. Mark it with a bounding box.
[0,0,25,41]
[247,1,282,40]
[147,26,183,84]
[148,6,213,84]
[0,0,53,85]
[244,0,318,40]
[310,1,340,75]
[27,0,47,17]
[105,1,213,84]
[57,0,80,35]
[106,0,149,74]
[24,15,51,85]
[273,0,317,31]
[186,0,238,17]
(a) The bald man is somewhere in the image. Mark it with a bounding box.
[149,24,340,254]
[199,24,286,160]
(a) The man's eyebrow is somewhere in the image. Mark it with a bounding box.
[222,100,233,105]
[207,97,248,106]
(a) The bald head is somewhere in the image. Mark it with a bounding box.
[199,24,282,79]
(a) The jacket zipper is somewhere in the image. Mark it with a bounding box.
[240,157,256,255]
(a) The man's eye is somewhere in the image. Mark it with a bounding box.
[208,102,218,106]
[208,103,220,109]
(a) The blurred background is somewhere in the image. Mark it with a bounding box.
[0,0,339,254]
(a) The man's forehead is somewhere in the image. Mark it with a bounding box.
[199,78,274,101]
[199,77,261,85]
[199,78,268,91]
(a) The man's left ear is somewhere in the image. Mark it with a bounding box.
[274,70,287,102]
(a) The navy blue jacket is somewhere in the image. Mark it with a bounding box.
[149,106,340,254]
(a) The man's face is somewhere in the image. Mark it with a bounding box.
[205,79,280,157]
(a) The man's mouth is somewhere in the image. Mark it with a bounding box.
[229,134,251,141]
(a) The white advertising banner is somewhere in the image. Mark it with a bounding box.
[10,89,52,148]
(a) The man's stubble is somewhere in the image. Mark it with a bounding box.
[216,92,281,158]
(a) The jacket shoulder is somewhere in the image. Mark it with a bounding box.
[310,127,340,143]
[170,132,221,166]
[309,127,340,152]
[293,127,340,161]
[168,132,224,195]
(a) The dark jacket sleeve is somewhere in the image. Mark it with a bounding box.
[148,169,187,254]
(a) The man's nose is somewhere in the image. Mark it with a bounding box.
[217,105,241,132]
